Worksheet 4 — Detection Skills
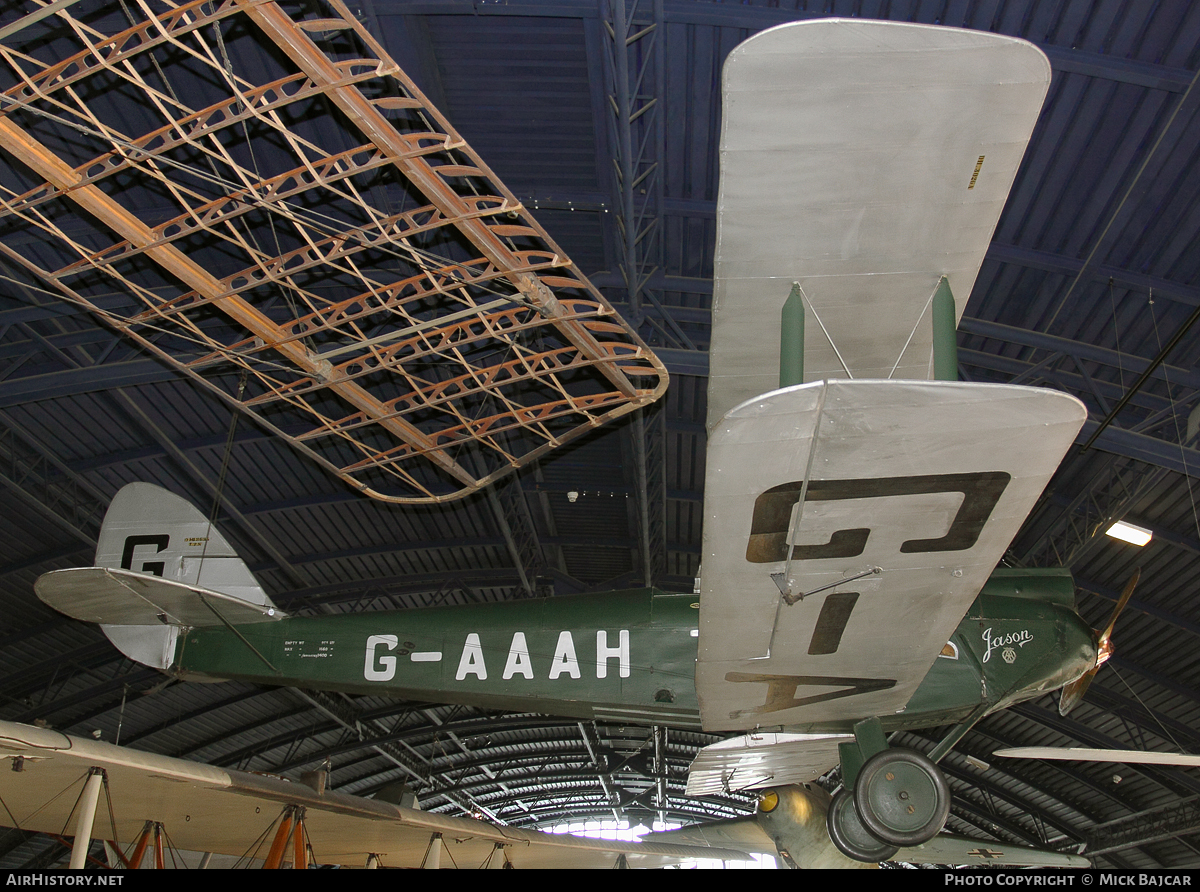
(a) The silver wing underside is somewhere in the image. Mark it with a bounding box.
[697,379,1086,733]
[708,19,1050,426]
[685,731,852,796]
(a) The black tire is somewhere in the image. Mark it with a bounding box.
[854,747,950,847]
[826,788,900,863]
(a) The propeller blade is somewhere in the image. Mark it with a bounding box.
[994,747,1200,767]
[1058,672,1093,717]
[1098,567,1140,648]
[1059,568,1140,717]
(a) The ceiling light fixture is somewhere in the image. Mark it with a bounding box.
[1105,521,1152,547]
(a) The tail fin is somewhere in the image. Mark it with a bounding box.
[40,483,278,671]
[95,482,272,608]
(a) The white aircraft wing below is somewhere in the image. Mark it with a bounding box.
[686,732,852,796]
[641,818,778,856]
[647,812,1091,868]
[708,19,1050,426]
[697,379,1086,733]
[995,747,1200,766]
[0,720,751,869]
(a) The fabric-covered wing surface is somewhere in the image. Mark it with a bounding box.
[708,20,1050,426]
[0,720,750,868]
[697,380,1086,733]
[0,0,666,503]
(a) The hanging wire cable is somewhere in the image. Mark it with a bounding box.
[1110,664,1190,755]
[1043,61,1200,333]
[1108,277,1126,392]
[196,370,248,586]
[1144,291,1200,546]
[1081,288,1200,452]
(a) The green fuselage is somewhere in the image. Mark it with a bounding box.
[174,568,1097,734]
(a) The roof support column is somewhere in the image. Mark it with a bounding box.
[596,0,670,588]
[653,724,668,826]
[579,721,623,823]
[631,405,666,586]
[598,0,693,351]
[487,477,547,598]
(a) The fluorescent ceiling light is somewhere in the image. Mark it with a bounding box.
[1106,520,1152,547]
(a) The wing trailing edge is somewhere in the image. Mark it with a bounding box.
[686,731,852,796]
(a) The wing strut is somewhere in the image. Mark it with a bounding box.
[69,768,105,870]
[767,381,829,613]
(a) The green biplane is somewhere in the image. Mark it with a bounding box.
[32,17,1136,869]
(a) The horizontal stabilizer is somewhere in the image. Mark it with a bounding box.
[995,747,1200,767]
[686,731,851,796]
[36,567,284,627]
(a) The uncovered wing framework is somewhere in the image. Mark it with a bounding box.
[0,0,666,503]
[0,720,752,868]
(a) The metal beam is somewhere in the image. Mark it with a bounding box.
[1087,796,1200,857]
[373,1,1199,93]
[960,317,1200,390]
[486,477,547,599]
[287,689,502,822]
[578,722,623,823]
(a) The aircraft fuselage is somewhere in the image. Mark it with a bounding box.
[173,567,1097,735]
[757,785,875,869]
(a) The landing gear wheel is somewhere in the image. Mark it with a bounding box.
[854,747,950,847]
[827,788,899,863]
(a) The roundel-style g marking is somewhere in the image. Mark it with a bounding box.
[759,789,779,813]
